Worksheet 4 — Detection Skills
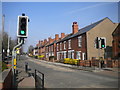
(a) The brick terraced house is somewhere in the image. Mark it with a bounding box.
[38,39,48,59]
[56,17,118,61]
[45,33,67,61]
[112,24,120,59]
[35,17,118,61]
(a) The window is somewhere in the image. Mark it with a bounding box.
[68,39,71,49]
[76,51,81,59]
[51,45,53,51]
[57,52,59,60]
[82,53,86,60]
[72,51,74,59]
[52,45,53,51]
[64,51,66,58]
[64,41,66,50]
[52,52,54,56]
[68,50,74,59]
[78,36,82,47]
[60,42,62,50]
[57,44,59,51]
[68,51,71,58]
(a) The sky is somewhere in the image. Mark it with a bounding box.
[2,2,119,52]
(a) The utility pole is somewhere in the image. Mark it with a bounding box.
[2,15,5,60]
[7,22,10,56]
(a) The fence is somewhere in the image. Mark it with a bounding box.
[35,69,44,89]
[77,59,120,68]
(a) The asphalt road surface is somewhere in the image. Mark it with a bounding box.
[17,55,118,88]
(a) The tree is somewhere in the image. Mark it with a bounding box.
[2,32,17,57]
[27,45,34,54]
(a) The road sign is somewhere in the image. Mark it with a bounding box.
[16,48,20,54]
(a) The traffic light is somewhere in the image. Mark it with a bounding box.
[100,37,106,49]
[95,37,100,49]
[17,16,28,37]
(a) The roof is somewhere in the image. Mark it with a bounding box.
[39,42,48,48]
[57,17,107,43]
[34,47,38,49]
[56,33,73,43]
[46,40,57,47]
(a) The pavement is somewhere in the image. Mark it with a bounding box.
[29,57,120,74]
[15,56,119,88]
[27,57,118,88]
[16,63,35,89]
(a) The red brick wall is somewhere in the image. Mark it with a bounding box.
[112,24,120,58]
[71,33,87,59]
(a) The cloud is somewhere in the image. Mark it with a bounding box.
[65,2,113,15]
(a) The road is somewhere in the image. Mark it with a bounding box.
[17,55,118,88]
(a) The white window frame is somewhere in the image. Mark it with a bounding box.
[68,51,71,58]
[82,52,86,60]
[60,42,62,50]
[72,51,74,59]
[76,51,81,59]
[57,44,59,51]
[68,50,74,59]
[64,51,66,59]
[52,45,53,51]
[68,39,71,49]
[78,36,82,47]
[57,52,59,60]
[52,52,54,56]
[64,41,66,50]
[46,47,48,52]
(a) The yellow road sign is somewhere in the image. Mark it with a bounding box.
[14,66,16,69]
[14,59,16,65]
[16,48,20,54]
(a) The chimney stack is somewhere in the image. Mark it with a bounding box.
[55,34,59,41]
[41,41,43,45]
[44,39,47,44]
[48,37,52,44]
[38,40,41,46]
[72,22,78,34]
[61,33,65,39]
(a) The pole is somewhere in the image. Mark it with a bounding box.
[2,15,5,61]
[7,22,10,56]
[98,48,101,69]
[12,39,23,88]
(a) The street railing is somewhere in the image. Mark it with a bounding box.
[35,69,44,89]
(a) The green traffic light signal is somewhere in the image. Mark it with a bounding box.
[102,45,105,47]
[20,30,25,34]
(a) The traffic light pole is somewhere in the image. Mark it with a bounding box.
[98,48,101,69]
[12,39,23,88]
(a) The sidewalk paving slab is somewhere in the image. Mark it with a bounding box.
[16,67,35,89]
